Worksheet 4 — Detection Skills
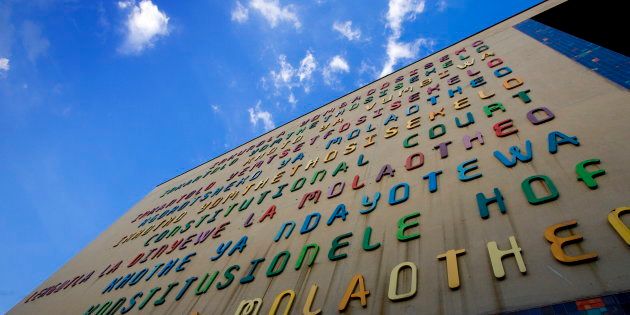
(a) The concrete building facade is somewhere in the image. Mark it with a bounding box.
[9,0,630,314]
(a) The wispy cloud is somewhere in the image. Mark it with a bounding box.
[248,101,275,131]
[329,55,349,72]
[386,0,425,37]
[297,51,316,90]
[380,0,433,77]
[0,3,14,60]
[118,0,132,9]
[269,51,317,94]
[323,55,350,85]
[211,104,221,112]
[21,21,49,63]
[0,57,9,73]
[359,60,377,76]
[270,54,295,89]
[288,92,297,105]
[118,0,170,55]
[381,37,433,77]
[249,0,300,29]
[231,1,249,23]
[332,20,361,41]
[436,0,447,12]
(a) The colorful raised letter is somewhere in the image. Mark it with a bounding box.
[338,274,370,311]
[521,175,559,205]
[544,220,598,264]
[487,236,526,279]
[388,262,418,301]
[436,249,466,289]
[608,207,630,246]
[575,158,606,189]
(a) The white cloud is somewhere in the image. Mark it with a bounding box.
[332,20,361,41]
[386,0,425,37]
[270,54,295,89]
[270,51,316,93]
[359,60,377,76]
[21,21,49,63]
[323,55,350,85]
[0,58,9,72]
[250,0,300,29]
[231,1,249,23]
[248,101,275,131]
[379,0,432,77]
[380,37,433,77]
[211,104,221,112]
[118,0,170,54]
[329,55,349,72]
[288,92,297,105]
[298,52,316,82]
[118,1,132,9]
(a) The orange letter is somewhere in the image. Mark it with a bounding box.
[338,274,369,311]
[544,220,598,264]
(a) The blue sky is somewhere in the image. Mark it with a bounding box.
[0,0,540,311]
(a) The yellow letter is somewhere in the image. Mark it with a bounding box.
[234,298,262,315]
[302,284,321,315]
[608,207,630,246]
[487,236,526,279]
[387,262,417,301]
[436,249,466,289]
[269,290,295,315]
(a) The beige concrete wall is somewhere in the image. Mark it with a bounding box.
[9,0,630,314]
